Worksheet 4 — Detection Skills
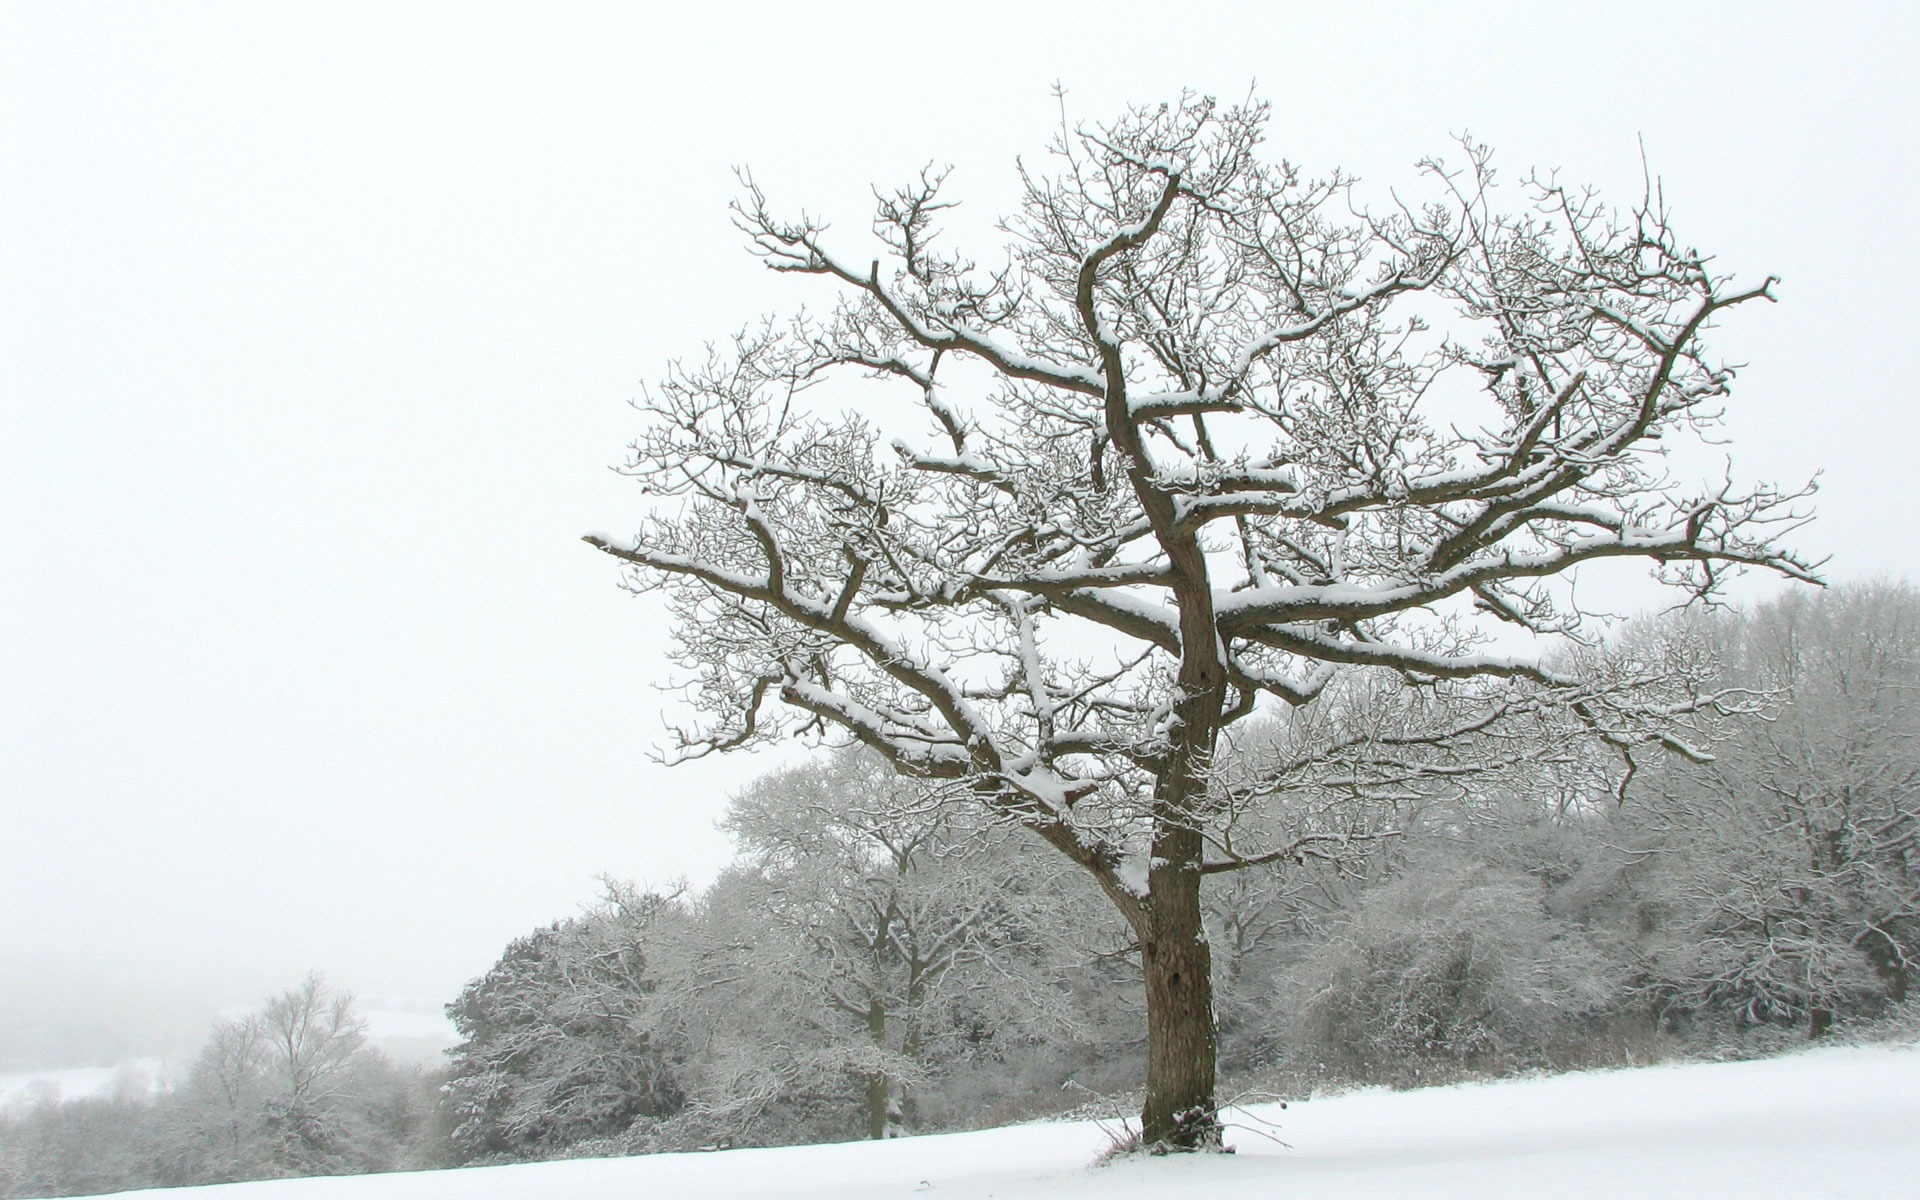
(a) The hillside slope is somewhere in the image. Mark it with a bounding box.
[91,1043,1919,1200]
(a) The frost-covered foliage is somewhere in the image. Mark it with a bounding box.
[0,1092,160,1199]
[444,891,687,1163]
[156,976,437,1185]
[1246,583,1920,1083]
[673,751,1118,1143]
[1621,582,1920,1035]
[441,750,1137,1159]
[1272,857,1621,1085]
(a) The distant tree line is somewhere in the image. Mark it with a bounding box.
[0,976,447,1197]
[6,583,1915,1192]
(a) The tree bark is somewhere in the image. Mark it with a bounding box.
[1139,827,1220,1150]
[866,1069,893,1140]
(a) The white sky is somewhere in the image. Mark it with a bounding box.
[4,1,1917,1014]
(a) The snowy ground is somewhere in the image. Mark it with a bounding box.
[88,1043,1920,1200]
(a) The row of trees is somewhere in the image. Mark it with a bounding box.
[1237,584,1917,1085]
[7,583,1914,1190]
[0,977,446,1197]
[444,751,1135,1161]
[443,583,1918,1157]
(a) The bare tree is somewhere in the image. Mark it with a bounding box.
[589,93,1812,1147]
[159,974,400,1181]
[258,975,367,1140]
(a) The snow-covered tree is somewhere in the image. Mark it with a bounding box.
[0,1091,162,1199]
[444,890,688,1162]
[161,975,419,1183]
[254,975,374,1173]
[1274,850,1625,1084]
[589,93,1813,1146]
[1629,583,1920,1034]
[627,750,1121,1149]
[442,758,1131,1158]
[711,749,1113,1139]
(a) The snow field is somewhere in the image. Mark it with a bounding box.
[85,1043,1920,1200]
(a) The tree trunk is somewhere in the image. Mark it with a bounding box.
[866,997,893,1139]
[1139,828,1220,1150]
[1809,1006,1834,1039]
[866,1070,894,1140]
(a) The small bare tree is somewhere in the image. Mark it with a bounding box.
[589,93,1813,1147]
[167,974,382,1180]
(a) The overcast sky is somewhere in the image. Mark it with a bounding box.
[4,1,1917,1021]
